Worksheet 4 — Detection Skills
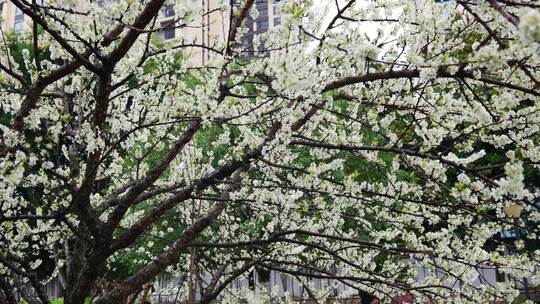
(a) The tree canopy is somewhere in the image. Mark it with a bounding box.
[0,0,539,303]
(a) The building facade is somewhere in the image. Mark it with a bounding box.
[0,0,282,65]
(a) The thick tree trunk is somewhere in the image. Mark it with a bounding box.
[0,291,8,304]
[63,234,107,304]
[12,276,42,304]
[187,247,198,304]
[64,254,107,304]
[64,261,103,304]
[63,261,97,304]
[0,277,17,304]
[65,291,90,304]
[139,284,151,304]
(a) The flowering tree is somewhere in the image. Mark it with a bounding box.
[1,0,539,303]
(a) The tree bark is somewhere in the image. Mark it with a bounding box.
[187,247,198,304]
[0,277,17,304]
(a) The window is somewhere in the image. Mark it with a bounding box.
[163,28,175,40]
[253,2,269,33]
[495,267,506,282]
[0,2,4,29]
[0,2,4,24]
[255,2,268,10]
[15,6,24,21]
[158,22,175,40]
[500,229,517,239]
[255,19,268,33]
[245,17,254,30]
[13,5,24,32]
[162,5,174,18]
[255,2,268,19]
[13,20,24,32]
